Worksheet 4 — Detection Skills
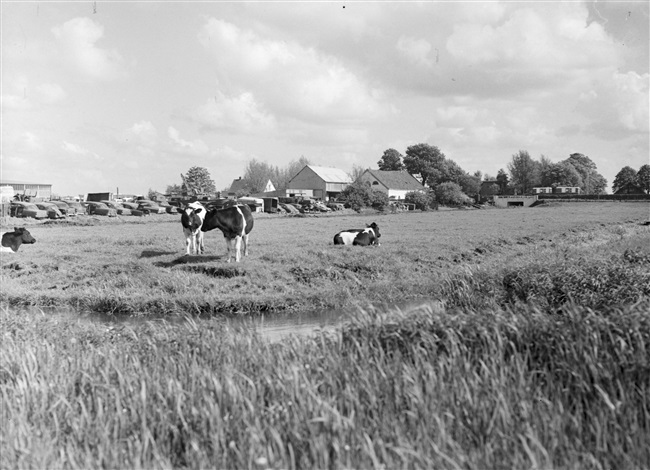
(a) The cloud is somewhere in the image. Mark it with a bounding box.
[167,127,213,157]
[448,5,617,67]
[193,92,276,133]
[52,17,128,80]
[396,35,434,68]
[198,18,383,124]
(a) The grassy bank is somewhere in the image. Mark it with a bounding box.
[1,202,649,468]
[2,202,648,317]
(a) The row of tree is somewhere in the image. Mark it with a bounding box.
[506,151,608,194]
[165,145,644,203]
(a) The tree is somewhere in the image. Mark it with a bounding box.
[348,164,367,183]
[590,173,608,195]
[541,162,583,188]
[458,173,482,197]
[242,159,280,194]
[435,182,470,206]
[165,184,183,196]
[277,156,311,190]
[182,166,216,196]
[403,143,447,188]
[496,169,509,193]
[637,164,650,194]
[378,148,405,171]
[612,166,638,193]
[564,153,600,193]
[507,150,539,194]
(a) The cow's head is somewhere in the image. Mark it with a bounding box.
[16,227,36,244]
[367,223,380,239]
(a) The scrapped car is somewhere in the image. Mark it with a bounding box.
[120,202,146,216]
[35,202,66,219]
[100,200,133,216]
[82,201,117,217]
[136,199,166,214]
[63,201,84,215]
[10,201,48,219]
[49,200,73,216]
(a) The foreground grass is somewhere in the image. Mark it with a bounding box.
[1,202,648,317]
[2,204,649,468]
[2,304,648,468]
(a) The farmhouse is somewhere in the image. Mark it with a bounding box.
[357,170,425,200]
[614,182,646,195]
[286,165,351,201]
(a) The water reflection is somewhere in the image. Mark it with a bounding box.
[228,309,345,342]
[6,299,437,343]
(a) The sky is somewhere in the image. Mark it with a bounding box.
[1,1,648,197]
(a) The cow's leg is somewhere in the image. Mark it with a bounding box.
[233,236,242,262]
[225,237,233,263]
[185,235,192,255]
[197,231,204,254]
[194,231,201,255]
[242,233,249,257]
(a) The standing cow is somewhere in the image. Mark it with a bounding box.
[333,223,381,246]
[202,204,254,262]
[181,202,206,255]
[1,227,36,253]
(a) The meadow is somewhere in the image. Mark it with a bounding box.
[1,202,649,468]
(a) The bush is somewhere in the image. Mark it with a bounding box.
[339,182,389,212]
[434,182,471,206]
[404,191,436,211]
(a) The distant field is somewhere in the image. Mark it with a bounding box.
[1,201,648,316]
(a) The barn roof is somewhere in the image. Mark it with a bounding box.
[228,178,247,193]
[307,166,352,183]
[362,170,424,190]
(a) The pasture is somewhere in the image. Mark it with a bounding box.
[1,202,650,468]
[1,201,647,317]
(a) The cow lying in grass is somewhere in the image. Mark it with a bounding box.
[181,202,206,255]
[1,227,36,253]
[202,204,254,262]
[333,223,381,246]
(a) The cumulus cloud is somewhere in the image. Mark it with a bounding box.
[167,127,213,156]
[396,35,434,68]
[193,92,276,133]
[198,18,383,124]
[52,17,128,80]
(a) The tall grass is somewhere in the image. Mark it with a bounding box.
[2,300,648,469]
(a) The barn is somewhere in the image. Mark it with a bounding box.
[0,180,52,200]
[286,165,351,201]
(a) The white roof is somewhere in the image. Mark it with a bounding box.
[307,165,352,183]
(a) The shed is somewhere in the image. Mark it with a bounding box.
[286,165,352,201]
[357,170,425,199]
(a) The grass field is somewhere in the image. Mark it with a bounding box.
[1,202,649,468]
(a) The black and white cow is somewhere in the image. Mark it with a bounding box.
[181,202,206,255]
[333,223,381,246]
[202,204,254,262]
[1,227,36,253]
